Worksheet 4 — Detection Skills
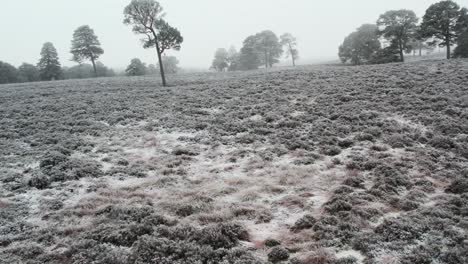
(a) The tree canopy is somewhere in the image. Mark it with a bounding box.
[255,30,283,68]
[70,25,104,76]
[377,10,419,62]
[0,61,18,84]
[239,35,262,70]
[143,20,183,54]
[18,63,40,83]
[211,48,229,72]
[339,24,381,65]
[237,30,283,70]
[38,42,62,81]
[420,0,465,59]
[126,58,147,76]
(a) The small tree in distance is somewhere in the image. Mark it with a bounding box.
[255,30,283,68]
[38,42,62,81]
[70,25,104,77]
[227,46,240,71]
[18,63,40,82]
[123,0,183,86]
[280,33,299,66]
[147,64,158,75]
[211,48,229,72]
[126,58,147,76]
[339,24,381,65]
[239,35,262,70]
[0,61,18,84]
[157,55,179,74]
[377,10,419,62]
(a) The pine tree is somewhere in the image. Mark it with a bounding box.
[123,0,183,86]
[420,0,464,59]
[38,42,62,81]
[70,25,104,77]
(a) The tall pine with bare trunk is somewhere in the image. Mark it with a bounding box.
[123,0,183,87]
[420,0,465,59]
[38,42,62,81]
[377,10,418,62]
[70,25,104,77]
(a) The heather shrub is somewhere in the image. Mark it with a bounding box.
[268,246,290,263]
[292,214,317,231]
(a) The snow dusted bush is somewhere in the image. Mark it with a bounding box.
[268,246,290,262]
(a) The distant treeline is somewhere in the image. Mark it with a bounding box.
[339,0,468,65]
[0,59,116,85]
[211,31,298,72]
[1,0,184,86]
[0,25,114,85]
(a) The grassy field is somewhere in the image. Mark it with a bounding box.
[1,59,467,263]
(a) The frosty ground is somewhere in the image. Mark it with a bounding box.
[1,60,467,263]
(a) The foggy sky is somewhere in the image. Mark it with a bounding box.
[0,0,445,70]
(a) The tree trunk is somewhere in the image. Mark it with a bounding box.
[265,51,269,69]
[288,43,295,67]
[151,30,167,87]
[446,40,451,59]
[399,40,404,62]
[419,43,422,56]
[91,57,97,77]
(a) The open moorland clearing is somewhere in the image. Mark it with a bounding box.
[1,60,468,263]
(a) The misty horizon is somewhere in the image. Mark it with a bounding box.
[0,0,447,69]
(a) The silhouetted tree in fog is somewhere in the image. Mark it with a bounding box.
[238,31,282,70]
[126,58,147,76]
[239,35,262,70]
[157,55,179,74]
[227,46,240,71]
[339,24,381,65]
[147,64,158,75]
[255,30,283,68]
[0,61,18,84]
[211,48,229,72]
[38,42,62,81]
[280,33,299,66]
[377,10,419,62]
[18,63,40,82]
[123,0,183,86]
[70,25,104,77]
